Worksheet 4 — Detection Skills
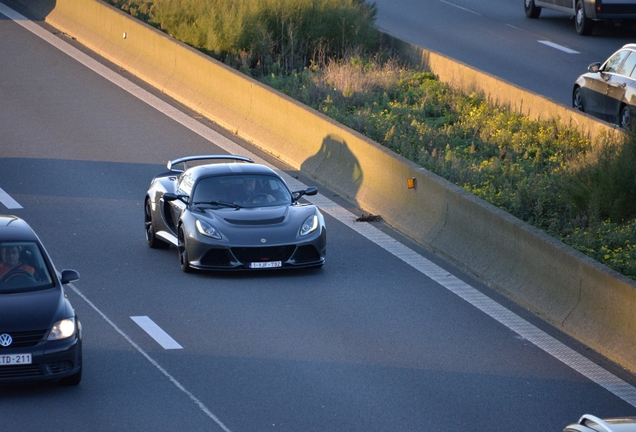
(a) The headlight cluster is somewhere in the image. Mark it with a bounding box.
[300,214,319,236]
[196,219,222,239]
[48,317,76,340]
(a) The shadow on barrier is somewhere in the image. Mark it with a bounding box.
[301,134,363,204]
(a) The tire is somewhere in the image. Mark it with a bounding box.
[620,105,632,129]
[145,199,170,249]
[524,0,541,19]
[572,86,584,112]
[178,226,192,273]
[575,0,594,35]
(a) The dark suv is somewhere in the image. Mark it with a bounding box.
[0,215,82,385]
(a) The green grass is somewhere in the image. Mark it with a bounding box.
[106,0,636,279]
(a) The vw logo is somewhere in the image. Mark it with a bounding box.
[261,238,266,243]
[0,334,12,347]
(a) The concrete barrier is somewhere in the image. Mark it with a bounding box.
[378,30,620,143]
[19,0,636,372]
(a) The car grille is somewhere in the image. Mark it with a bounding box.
[0,364,42,378]
[293,245,321,263]
[232,245,295,262]
[0,330,47,348]
[223,216,285,225]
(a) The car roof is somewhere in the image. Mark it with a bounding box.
[566,415,636,432]
[0,215,38,242]
[622,43,636,51]
[185,162,281,180]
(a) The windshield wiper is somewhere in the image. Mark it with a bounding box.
[194,201,241,208]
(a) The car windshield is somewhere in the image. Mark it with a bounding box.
[193,174,293,208]
[0,241,55,293]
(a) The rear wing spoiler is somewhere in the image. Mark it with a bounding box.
[167,155,254,171]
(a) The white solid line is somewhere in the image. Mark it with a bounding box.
[0,187,23,209]
[67,285,232,432]
[131,316,183,350]
[538,40,580,54]
[5,0,636,411]
[439,0,481,15]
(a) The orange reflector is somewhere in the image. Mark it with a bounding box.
[407,178,417,189]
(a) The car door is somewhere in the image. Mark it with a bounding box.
[589,49,631,121]
[167,172,193,233]
[605,51,636,123]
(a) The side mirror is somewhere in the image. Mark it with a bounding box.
[588,62,601,73]
[164,192,188,204]
[292,186,318,202]
[60,269,80,284]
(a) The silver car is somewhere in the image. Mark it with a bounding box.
[573,44,636,128]
[564,414,636,431]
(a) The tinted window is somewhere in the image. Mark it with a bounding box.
[177,172,195,196]
[604,50,630,73]
[0,241,55,292]
[617,51,636,77]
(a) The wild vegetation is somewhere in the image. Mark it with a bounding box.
[107,0,378,73]
[105,0,636,279]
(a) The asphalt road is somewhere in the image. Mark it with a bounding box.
[373,0,636,106]
[2,3,636,431]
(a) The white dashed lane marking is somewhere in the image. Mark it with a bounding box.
[539,40,580,54]
[131,316,183,350]
[0,187,23,209]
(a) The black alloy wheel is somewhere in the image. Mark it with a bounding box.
[572,87,585,112]
[620,105,633,129]
[178,226,192,273]
[145,200,169,249]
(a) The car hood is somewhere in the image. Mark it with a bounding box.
[201,204,316,226]
[0,287,70,331]
[193,204,320,245]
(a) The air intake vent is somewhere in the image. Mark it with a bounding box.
[224,216,285,225]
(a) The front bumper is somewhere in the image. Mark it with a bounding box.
[0,334,82,384]
[188,229,327,270]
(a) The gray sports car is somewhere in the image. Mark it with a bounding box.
[144,155,326,272]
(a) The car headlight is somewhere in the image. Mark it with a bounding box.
[196,219,222,239]
[300,214,319,236]
[48,317,76,340]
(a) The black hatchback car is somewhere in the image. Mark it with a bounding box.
[0,215,82,385]
[573,43,636,128]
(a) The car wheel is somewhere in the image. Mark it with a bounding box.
[524,0,541,19]
[60,367,82,386]
[178,226,192,273]
[572,86,585,112]
[575,0,594,35]
[620,105,633,129]
[145,199,170,249]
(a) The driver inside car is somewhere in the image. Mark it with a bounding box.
[0,245,35,279]
[235,178,277,204]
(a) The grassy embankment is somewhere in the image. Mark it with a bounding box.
[107,0,636,279]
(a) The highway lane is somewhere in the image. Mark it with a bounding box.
[2,3,636,431]
[373,0,636,107]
